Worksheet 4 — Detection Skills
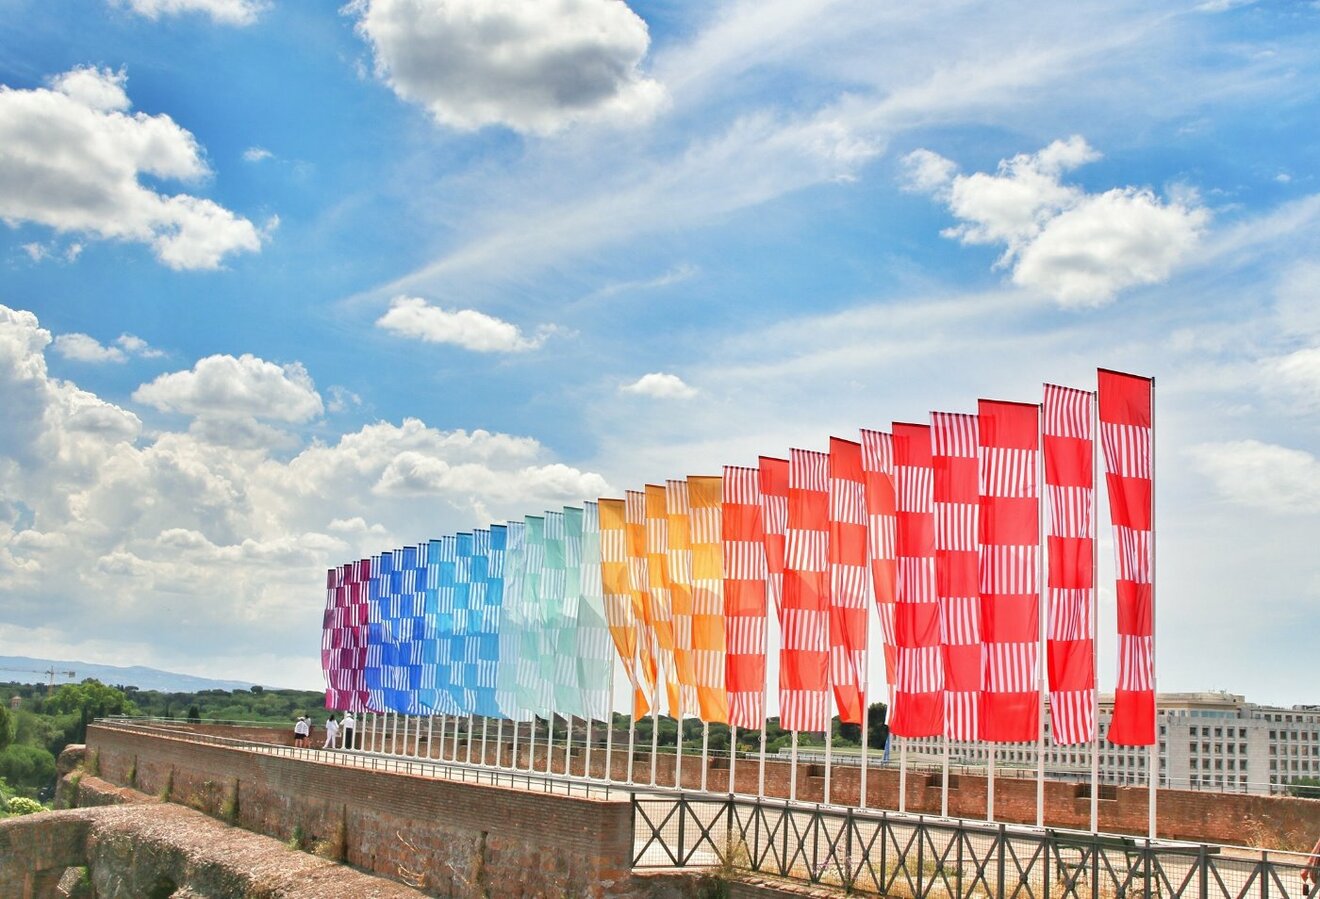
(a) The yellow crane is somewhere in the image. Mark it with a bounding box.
[0,666,77,695]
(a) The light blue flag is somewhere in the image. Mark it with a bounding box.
[576,503,613,722]
[496,521,530,720]
[518,516,549,717]
[553,509,585,719]
[451,533,477,715]
[417,539,447,715]
[473,528,503,719]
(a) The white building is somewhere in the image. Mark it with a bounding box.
[905,692,1320,796]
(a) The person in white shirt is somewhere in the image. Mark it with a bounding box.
[293,715,310,748]
[340,711,355,750]
[322,715,340,749]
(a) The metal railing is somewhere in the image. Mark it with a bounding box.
[633,792,1314,898]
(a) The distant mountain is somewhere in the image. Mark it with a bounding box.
[0,655,263,693]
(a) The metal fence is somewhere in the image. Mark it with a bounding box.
[633,792,1314,899]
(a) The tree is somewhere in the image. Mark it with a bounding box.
[1287,776,1320,798]
[45,679,136,743]
[186,705,202,723]
[0,703,14,751]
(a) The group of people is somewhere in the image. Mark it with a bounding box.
[293,711,355,750]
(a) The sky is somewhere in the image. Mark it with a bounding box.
[1,0,1318,706]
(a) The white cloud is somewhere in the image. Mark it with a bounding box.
[1266,347,1320,406]
[375,296,552,352]
[347,0,666,134]
[53,334,127,364]
[110,0,264,25]
[326,385,363,413]
[133,353,324,422]
[0,66,264,269]
[1189,440,1320,514]
[0,303,611,686]
[115,333,165,359]
[904,137,1209,306]
[242,146,273,163]
[620,372,697,400]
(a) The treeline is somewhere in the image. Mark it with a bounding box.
[0,679,324,807]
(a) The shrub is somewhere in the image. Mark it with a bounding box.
[7,796,45,815]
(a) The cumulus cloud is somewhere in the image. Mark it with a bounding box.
[52,331,163,364]
[0,302,610,686]
[903,137,1209,306]
[348,0,666,134]
[1189,440,1320,514]
[133,353,324,422]
[0,66,264,269]
[620,372,697,399]
[110,0,264,25]
[375,296,552,352]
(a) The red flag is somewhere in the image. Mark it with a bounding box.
[781,449,831,733]
[889,423,943,738]
[828,437,868,725]
[723,466,768,730]
[931,412,982,741]
[1044,384,1096,744]
[1098,369,1155,746]
[978,400,1040,743]
[860,429,898,690]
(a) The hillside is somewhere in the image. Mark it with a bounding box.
[0,656,263,693]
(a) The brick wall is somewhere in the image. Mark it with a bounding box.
[87,725,637,898]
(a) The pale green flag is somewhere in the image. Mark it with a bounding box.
[575,502,613,722]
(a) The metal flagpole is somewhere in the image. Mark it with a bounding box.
[565,716,573,776]
[437,714,446,760]
[604,651,615,782]
[512,714,521,770]
[790,731,799,801]
[1149,377,1158,840]
[467,714,474,764]
[758,713,768,800]
[1090,389,1100,833]
[898,737,907,813]
[390,711,399,754]
[824,703,834,807]
[427,715,434,760]
[701,721,710,793]
[451,715,460,760]
[496,718,505,769]
[941,733,949,818]
[650,697,660,787]
[729,725,737,795]
[675,716,684,788]
[546,711,555,775]
[860,692,869,809]
[481,716,489,766]
[987,747,995,821]
[414,714,423,757]
[1037,402,1047,830]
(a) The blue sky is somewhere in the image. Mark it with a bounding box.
[1,0,1318,703]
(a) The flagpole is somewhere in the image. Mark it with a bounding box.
[466,713,474,764]
[860,688,869,810]
[628,639,638,785]
[940,733,949,818]
[701,721,710,793]
[481,716,489,766]
[987,746,995,821]
[415,713,423,757]
[451,714,460,760]
[1037,401,1047,830]
[1090,389,1100,833]
[790,731,799,802]
[565,715,573,776]
[390,711,399,755]
[1149,377,1158,840]
[729,724,737,795]
[676,714,684,788]
[898,737,906,813]
[427,715,434,760]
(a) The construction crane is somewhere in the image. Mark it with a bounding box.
[0,666,77,694]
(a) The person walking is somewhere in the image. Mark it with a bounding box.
[293,715,310,748]
[1303,833,1320,895]
[340,711,356,750]
[322,714,340,750]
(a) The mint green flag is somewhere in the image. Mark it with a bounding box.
[574,503,612,722]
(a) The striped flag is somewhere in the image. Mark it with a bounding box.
[475,527,505,719]
[860,430,899,692]
[599,498,651,719]
[645,485,681,717]
[323,561,370,711]
[758,456,789,724]
[547,510,585,719]
[827,437,868,726]
[519,516,550,717]
[665,480,699,719]
[496,521,531,720]
[1044,384,1096,744]
[931,412,982,741]
[575,503,614,722]
[427,538,460,716]
[781,449,831,734]
[890,423,943,738]
[722,465,768,730]
[451,533,478,715]
[1098,369,1155,746]
[689,475,729,724]
[364,553,385,712]
[625,490,661,709]
[978,400,1040,742]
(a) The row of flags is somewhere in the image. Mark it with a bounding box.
[321,370,1155,746]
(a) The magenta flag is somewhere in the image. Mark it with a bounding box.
[1044,384,1096,744]
[1098,369,1155,746]
[978,400,1039,743]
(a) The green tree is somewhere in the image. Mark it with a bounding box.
[1287,776,1320,798]
[0,744,57,796]
[0,703,14,751]
[186,705,202,723]
[45,679,136,743]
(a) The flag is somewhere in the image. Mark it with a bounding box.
[758,456,789,724]
[452,533,478,716]
[827,437,868,726]
[1044,384,1096,744]
[496,521,531,720]
[599,498,651,719]
[781,449,830,734]
[978,400,1040,743]
[426,538,460,716]
[519,515,550,717]
[575,503,614,722]
[931,412,982,741]
[890,423,943,738]
[625,490,660,708]
[364,553,386,712]
[689,475,729,724]
[1098,369,1155,746]
[645,485,681,717]
[860,430,899,692]
[546,510,585,719]
[722,465,768,730]
[474,527,505,719]
[665,480,699,719]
